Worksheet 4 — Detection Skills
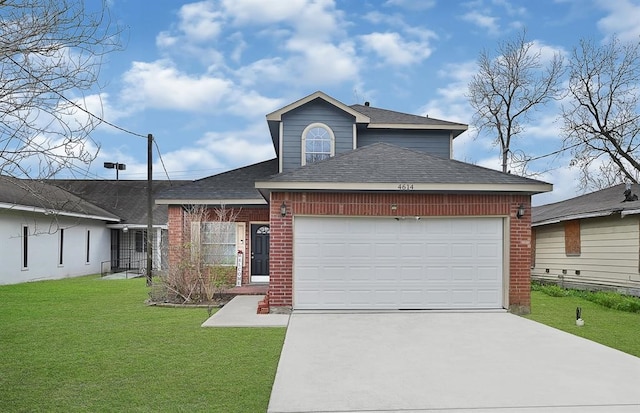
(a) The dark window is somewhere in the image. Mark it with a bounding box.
[59,229,64,265]
[22,225,28,269]
[86,230,91,263]
[135,230,147,253]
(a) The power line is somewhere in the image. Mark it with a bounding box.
[7,55,148,139]
[526,142,582,162]
[152,137,172,183]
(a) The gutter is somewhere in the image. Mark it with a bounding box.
[0,202,120,222]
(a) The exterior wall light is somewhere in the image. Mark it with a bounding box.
[516,204,526,219]
[280,202,287,217]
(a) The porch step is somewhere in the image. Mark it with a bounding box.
[225,284,268,295]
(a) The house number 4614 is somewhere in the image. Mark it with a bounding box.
[397,184,414,190]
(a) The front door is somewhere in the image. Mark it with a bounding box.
[251,224,270,283]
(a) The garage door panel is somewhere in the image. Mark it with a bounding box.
[426,244,449,258]
[451,244,474,258]
[451,267,474,281]
[477,266,500,282]
[294,216,503,310]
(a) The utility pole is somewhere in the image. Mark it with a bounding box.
[146,133,153,286]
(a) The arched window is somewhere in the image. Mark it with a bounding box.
[301,123,335,165]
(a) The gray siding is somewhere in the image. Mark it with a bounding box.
[281,99,355,172]
[357,129,451,158]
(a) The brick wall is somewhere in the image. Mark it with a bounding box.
[166,205,269,285]
[268,192,532,314]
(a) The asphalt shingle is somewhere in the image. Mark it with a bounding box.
[261,143,549,187]
[532,183,640,224]
[156,159,278,202]
[0,176,119,221]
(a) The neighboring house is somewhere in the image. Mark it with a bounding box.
[49,180,188,274]
[0,176,119,284]
[157,91,552,314]
[532,183,640,296]
[0,177,187,285]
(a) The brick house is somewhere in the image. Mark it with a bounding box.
[156,91,551,314]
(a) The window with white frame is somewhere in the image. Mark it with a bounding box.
[200,222,236,266]
[302,123,335,165]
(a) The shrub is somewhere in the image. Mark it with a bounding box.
[533,282,640,313]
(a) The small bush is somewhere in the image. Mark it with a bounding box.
[532,282,569,297]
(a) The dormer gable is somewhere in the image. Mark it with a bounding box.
[266,91,469,173]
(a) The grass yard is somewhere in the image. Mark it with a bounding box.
[526,290,640,358]
[0,275,286,413]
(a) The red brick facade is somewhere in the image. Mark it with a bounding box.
[267,192,533,314]
[167,205,269,285]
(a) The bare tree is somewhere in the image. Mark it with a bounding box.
[468,29,564,173]
[562,36,640,190]
[0,0,121,179]
[155,205,240,304]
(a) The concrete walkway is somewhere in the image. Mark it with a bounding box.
[268,312,640,413]
[201,295,289,327]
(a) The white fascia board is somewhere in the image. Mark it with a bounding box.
[532,211,615,227]
[155,198,267,205]
[266,91,370,123]
[621,208,640,217]
[0,202,119,222]
[107,223,167,230]
[254,181,552,193]
[367,123,468,131]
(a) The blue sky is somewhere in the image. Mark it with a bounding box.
[65,0,640,205]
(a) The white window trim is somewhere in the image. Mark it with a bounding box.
[301,122,335,166]
[191,221,240,267]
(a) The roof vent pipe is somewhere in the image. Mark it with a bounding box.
[364,101,370,106]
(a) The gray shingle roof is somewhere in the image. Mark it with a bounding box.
[350,104,467,128]
[0,176,119,221]
[156,159,278,203]
[48,179,190,225]
[532,183,640,225]
[47,179,189,225]
[259,143,550,188]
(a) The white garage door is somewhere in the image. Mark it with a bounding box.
[294,216,504,310]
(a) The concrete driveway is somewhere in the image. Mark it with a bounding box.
[268,312,640,413]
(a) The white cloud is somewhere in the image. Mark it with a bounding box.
[121,60,234,112]
[176,1,224,42]
[384,0,436,10]
[596,0,640,41]
[360,32,435,66]
[461,11,500,36]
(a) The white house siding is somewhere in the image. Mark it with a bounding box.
[532,215,640,293]
[0,210,111,285]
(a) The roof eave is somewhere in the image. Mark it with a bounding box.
[0,202,120,222]
[155,198,268,206]
[266,91,370,123]
[532,210,617,227]
[255,182,552,194]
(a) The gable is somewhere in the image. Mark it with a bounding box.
[280,99,356,172]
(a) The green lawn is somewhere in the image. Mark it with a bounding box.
[526,290,640,358]
[0,275,286,413]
